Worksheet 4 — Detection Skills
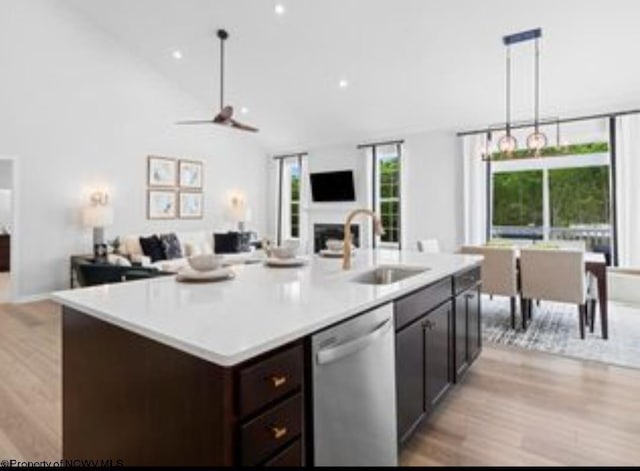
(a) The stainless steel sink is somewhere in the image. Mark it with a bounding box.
[352,265,429,285]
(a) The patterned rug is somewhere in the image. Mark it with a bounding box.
[482,295,640,370]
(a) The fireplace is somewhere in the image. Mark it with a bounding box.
[314,224,360,253]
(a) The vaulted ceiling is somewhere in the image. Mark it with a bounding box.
[68,0,640,151]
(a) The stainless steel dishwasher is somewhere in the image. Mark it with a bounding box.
[312,303,397,466]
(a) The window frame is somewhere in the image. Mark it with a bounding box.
[372,143,403,249]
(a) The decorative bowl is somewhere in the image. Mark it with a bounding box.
[270,246,297,259]
[326,239,345,251]
[188,254,224,272]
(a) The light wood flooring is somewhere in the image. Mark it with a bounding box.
[1,301,639,466]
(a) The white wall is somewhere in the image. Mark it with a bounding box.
[0,0,269,299]
[279,129,462,253]
[0,161,11,233]
[0,161,12,189]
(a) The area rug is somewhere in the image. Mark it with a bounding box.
[482,296,640,370]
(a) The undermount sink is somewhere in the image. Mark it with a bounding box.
[352,265,430,285]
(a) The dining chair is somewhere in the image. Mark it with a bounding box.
[417,239,440,253]
[461,245,519,329]
[520,248,593,338]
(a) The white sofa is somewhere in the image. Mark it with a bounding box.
[118,230,259,273]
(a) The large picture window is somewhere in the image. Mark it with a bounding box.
[491,142,612,252]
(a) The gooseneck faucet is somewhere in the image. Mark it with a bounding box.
[343,209,385,270]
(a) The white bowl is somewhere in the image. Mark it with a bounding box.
[326,239,345,251]
[188,254,224,272]
[271,246,297,259]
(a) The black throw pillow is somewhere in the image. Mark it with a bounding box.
[139,235,166,262]
[159,233,183,260]
[214,232,252,254]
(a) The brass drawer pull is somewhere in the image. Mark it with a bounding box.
[271,426,288,440]
[271,375,288,388]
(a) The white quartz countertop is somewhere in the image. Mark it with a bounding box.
[51,250,481,367]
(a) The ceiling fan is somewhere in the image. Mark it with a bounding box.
[177,29,259,133]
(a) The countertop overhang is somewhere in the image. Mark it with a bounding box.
[52,250,482,366]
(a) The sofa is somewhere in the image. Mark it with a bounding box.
[117,230,260,273]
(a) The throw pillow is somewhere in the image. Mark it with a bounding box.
[214,232,241,254]
[159,233,183,260]
[139,235,166,263]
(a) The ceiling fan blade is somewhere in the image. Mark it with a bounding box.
[230,119,259,133]
[176,120,215,125]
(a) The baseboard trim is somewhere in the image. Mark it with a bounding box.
[13,293,50,304]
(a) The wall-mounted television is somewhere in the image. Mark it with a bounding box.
[310,170,356,202]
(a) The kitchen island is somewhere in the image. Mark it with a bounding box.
[52,249,482,466]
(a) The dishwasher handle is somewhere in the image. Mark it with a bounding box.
[316,318,392,365]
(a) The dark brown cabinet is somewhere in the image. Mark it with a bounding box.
[396,313,426,441]
[396,266,482,444]
[454,284,481,382]
[395,294,453,443]
[424,302,452,412]
[0,235,9,272]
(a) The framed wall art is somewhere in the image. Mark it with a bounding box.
[179,159,204,189]
[179,192,204,219]
[148,156,178,188]
[147,190,177,220]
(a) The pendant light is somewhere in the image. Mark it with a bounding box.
[497,45,517,155]
[526,35,547,155]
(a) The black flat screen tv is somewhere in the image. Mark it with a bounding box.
[310,170,356,202]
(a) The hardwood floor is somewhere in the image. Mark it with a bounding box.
[1,301,639,466]
[0,273,10,303]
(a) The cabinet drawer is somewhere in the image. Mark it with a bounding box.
[240,394,303,466]
[238,344,303,418]
[263,438,302,467]
[395,278,452,331]
[454,266,481,295]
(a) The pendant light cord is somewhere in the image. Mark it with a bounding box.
[506,46,512,136]
[534,37,540,134]
[220,35,225,110]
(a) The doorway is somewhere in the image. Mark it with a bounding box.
[0,157,16,303]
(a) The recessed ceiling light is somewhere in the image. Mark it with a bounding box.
[338,79,349,89]
[274,4,286,15]
[240,107,249,115]
[172,50,183,60]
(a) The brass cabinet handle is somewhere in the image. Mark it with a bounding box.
[271,375,287,388]
[271,426,288,440]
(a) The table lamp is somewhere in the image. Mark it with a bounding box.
[228,195,251,232]
[82,191,114,257]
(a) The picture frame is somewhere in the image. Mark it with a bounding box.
[147,190,177,220]
[179,191,204,219]
[148,156,178,188]
[179,159,204,189]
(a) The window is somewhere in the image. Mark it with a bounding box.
[492,170,543,239]
[289,161,301,238]
[373,144,402,248]
[490,140,612,251]
[276,155,305,243]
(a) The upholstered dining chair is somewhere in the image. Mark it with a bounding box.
[460,245,519,329]
[417,239,440,253]
[520,248,594,338]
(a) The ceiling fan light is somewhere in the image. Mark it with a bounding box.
[527,131,547,155]
[498,134,518,154]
